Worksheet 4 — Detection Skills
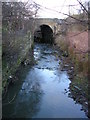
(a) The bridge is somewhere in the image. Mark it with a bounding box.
[32,18,62,43]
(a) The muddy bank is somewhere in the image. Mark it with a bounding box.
[53,45,88,117]
[54,21,88,117]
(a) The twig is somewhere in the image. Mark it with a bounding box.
[2,94,16,106]
[77,0,89,14]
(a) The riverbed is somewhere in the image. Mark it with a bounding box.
[2,43,87,118]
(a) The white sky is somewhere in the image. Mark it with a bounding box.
[34,0,78,18]
[19,0,89,18]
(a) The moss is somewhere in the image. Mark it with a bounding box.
[2,28,34,92]
[2,43,34,91]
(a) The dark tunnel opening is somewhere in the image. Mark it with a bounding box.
[34,25,54,44]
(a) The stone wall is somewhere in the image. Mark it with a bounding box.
[2,28,33,92]
[34,18,59,34]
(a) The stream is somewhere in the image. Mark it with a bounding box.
[2,43,87,118]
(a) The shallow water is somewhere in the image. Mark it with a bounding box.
[2,43,87,118]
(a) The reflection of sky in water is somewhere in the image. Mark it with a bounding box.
[16,65,87,118]
[32,69,86,118]
[34,49,41,60]
[33,44,87,118]
[3,44,87,118]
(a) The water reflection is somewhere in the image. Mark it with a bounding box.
[13,77,43,118]
[2,43,88,118]
[2,55,43,118]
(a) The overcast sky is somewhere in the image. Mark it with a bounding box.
[34,0,79,18]
[20,0,89,19]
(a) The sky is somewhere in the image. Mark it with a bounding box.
[33,0,79,18]
[18,0,89,18]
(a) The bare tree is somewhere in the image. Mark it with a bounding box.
[2,1,40,31]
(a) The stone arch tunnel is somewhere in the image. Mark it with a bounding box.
[34,24,54,44]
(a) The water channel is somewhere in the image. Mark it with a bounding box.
[2,43,87,118]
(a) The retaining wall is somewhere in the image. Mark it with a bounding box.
[2,29,34,91]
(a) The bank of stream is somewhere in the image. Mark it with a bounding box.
[2,43,88,118]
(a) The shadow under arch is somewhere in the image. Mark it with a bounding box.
[34,24,54,44]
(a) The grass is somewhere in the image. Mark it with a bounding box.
[58,35,88,100]
[68,48,88,101]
